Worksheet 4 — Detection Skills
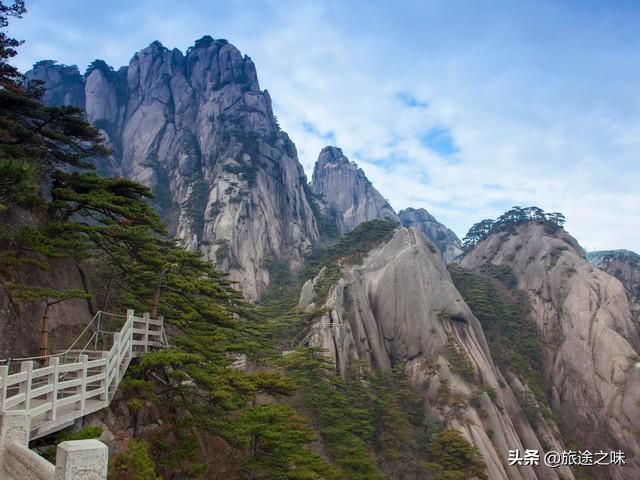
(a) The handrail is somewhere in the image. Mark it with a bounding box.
[0,310,167,441]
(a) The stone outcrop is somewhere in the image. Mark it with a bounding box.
[398,207,463,263]
[303,226,572,480]
[589,250,640,318]
[0,208,94,358]
[26,60,85,108]
[461,223,640,480]
[310,146,399,234]
[26,38,319,301]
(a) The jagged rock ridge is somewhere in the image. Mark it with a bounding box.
[310,146,399,234]
[27,37,319,301]
[398,207,463,263]
[462,223,640,480]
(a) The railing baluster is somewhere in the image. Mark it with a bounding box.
[100,351,109,405]
[0,365,7,413]
[113,332,121,392]
[19,361,33,411]
[143,312,150,353]
[47,357,59,421]
[78,355,88,411]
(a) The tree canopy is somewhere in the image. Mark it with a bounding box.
[462,206,566,249]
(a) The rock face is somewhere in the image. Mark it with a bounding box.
[462,223,640,480]
[303,226,572,480]
[398,207,463,263]
[26,60,85,108]
[0,208,94,358]
[589,250,640,314]
[27,38,319,301]
[310,146,399,234]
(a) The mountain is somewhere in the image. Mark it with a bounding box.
[310,146,399,234]
[20,35,639,480]
[27,60,85,107]
[398,207,463,262]
[26,37,319,301]
[298,223,573,480]
[589,250,640,312]
[461,223,640,480]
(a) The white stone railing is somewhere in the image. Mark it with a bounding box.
[0,412,107,480]
[0,310,167,479]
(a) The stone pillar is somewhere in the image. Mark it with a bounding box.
[0,412,30,473]
[55,439,108,480]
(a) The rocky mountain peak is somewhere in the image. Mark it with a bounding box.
[398,207,463,263]
[310,146,399,234]
[462,222,640,479]
[315,145,352,166]
[28,37,319,301]
[301,225,573,480]
[26,60,85,107]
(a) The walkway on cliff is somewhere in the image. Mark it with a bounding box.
[0,309,167,440]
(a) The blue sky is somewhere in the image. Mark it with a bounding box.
[9,0,640,252]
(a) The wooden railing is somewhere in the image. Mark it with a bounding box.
[0,309,166,441]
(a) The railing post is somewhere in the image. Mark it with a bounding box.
[55,439,108,480]
[158,315,167,345]
[143,312,150,353]
[46,357,59,421]
[113,332,121,389]
[19,361,33,411]
[77,355,88,412]
[0,412,30,474]
[126,309,135,358]
[0,365,7,413]
[100,351,109,404]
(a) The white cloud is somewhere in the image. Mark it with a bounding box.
[8,0,640,251]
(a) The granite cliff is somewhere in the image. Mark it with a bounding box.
[299,225,573,480]
[310,146,399,234]
[398,207,463,262]
[26,38,319,301]
[20,36,640,480]
[589,250,640,317]
[461,223,640,480]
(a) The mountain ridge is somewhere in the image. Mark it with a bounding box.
[27,36,319,301]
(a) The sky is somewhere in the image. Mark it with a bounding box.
[8,0,640,252]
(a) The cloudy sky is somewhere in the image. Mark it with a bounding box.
[9,0,640,252]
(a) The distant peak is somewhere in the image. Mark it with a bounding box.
[149,40,165,50]
[588,249,639,262]
[191,35,229,50]
[318,146,348,163]
[31,60,81,76]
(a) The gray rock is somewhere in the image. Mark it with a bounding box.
[25,60,85,108]
[462,223,640,480]
[28,38,319,301]
[310,146,399,234]
[589,250,640,319]
[297,266,326,311]
[398,207,463,263]
[305,227,572,480]
[0,207,94,358]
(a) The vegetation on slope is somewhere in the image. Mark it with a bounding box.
[282,348,487,480]
[449,264,552,422]
[258,220,487,479]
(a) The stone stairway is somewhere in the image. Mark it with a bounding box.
[0,309,167,479]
